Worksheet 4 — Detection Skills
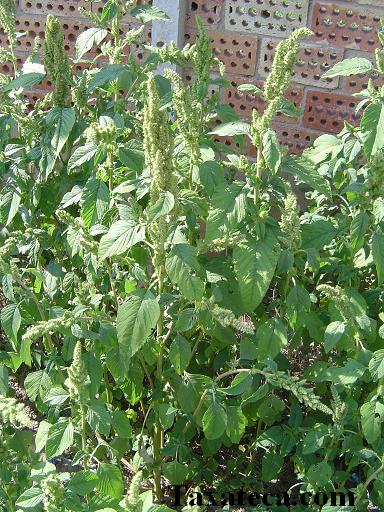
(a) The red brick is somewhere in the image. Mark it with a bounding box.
[258,39,343,89]
[18,0,151,23]
[184,28,258,77]
[311,3,381,51]
[303,90,361,133]
[186,0,223,27]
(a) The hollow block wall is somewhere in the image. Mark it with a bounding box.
[8,0,384,154]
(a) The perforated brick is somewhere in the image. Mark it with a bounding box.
[223,75,303,124]
[1,15,151,61]
[303,91,361,133]
[3,15,92,54]
[311,3,381,51]
[273,124,322,154]
[224,0,310,37]
[186,0,223,27]
[184,28,257,76]
[18,0,152,23]
[258,39,343,89]
[342,70,384,94]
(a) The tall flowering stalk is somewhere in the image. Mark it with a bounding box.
[143,73,178,268]
[143,73,178,499]
[251,28,312,205]
[165,17,219,187]
[44,15,70,107]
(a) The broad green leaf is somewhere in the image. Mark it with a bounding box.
[2,72,45,91]
[257,395,285,425]
[1,303,21,344]
[373,197,384,223]
[88,64,125,92]
[306,461,333,487]
[52,108,75,158]
[350,211,369,253]
[98,220,145,260]
[324,359,366,385]
[60,185,83,208]
[302,425,328,454]
[237,83,264,95]
[372,230,384,284]
[369,350,384,381]
[322,57,373,78]
[43,386,70,406]
[117,289,160,360]
[87,403,111,436]
[81,178,110,229]
[324,321,345,353]
[131,5,170,23]
[286,285,311,313]
[205,183,247,244]
[255,318,287,360]
[240,338,258,361]
[221,372,252,396]
[361,103,384,159]
[119,146,145,172]
[209,120,251,137]
[198,160,224,196]
[162,461,189,485]
[146,192,174,222]
[16,487,45,509]
[35,420,51,452]
[97,463,124,499]
[43,260,63,298]
[0,188,21,226]
[233,235,280,312]
[361,400,384,444]
[169,334,191,375]
[24,370,51,401]
[111,410,132,438]
[262,129,281,173]
[301,220,337,250]
[305,134,343,165]
[68,143,98,170]
[282,155,332,199]
[226,406,247,443]
[165,244,205,301]
[76,27,108,59]
[179,189,208,217]
[68,471,99,495]
[45,420,74,458]
[202,399,227,440]
[157,404,176,430]
[261,452,284,482]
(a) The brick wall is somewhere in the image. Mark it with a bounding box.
[6,0,384,154]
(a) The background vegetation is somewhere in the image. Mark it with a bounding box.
[1,1,384,510]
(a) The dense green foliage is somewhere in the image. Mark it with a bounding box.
[2,1,384,510]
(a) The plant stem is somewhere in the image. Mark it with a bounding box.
[153,263,165,500]
[254,147,262,206]
[356,460,384,506]
[139,353,154,389]
[80,405,88,469]
[103,367,113,404]
[108,152,114,192]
